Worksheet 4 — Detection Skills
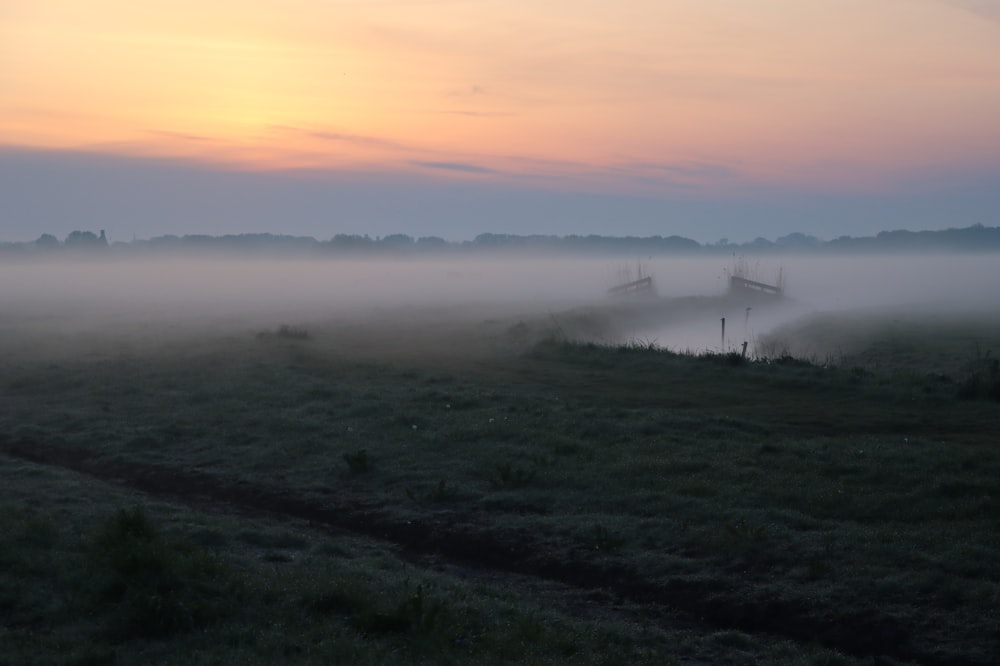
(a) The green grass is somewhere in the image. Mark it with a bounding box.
[1,305,998,664]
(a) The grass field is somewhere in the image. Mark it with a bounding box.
[1,296,998,665]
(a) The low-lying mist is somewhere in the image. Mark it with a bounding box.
[1,253,997,363]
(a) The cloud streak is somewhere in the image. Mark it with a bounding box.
[940,0,1000,25]
[148,130,215,143]
[438,110,515,118]
[273,125,414,152]
[625,161,740,180]
[411,160,499,175]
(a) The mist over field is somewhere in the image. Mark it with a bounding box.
[3,249,999,666]
[2,253,997,361]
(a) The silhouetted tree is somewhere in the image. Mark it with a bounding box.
[380,233,415,248]
[35,233,60,249]
[65,230,109,249]
[416,236,448,249]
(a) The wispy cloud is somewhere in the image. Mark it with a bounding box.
[148,130,215,143]
[438,110,516,118]
[626,160,739,180]
[939,0,1000,25]
[298,128,412,152]
[446,84,488,98]
[412,160,499,174]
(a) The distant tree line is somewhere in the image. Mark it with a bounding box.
[29,229,109,252]
[2,224,999,258]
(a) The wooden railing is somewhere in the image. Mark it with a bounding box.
[608,276,654,296]
[729,276,782,296]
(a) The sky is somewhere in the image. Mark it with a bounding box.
[2,0,999,243]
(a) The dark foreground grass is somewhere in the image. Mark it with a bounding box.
[0,457,838,666]
[1,309,998,664]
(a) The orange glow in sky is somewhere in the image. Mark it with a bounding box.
[3,0,1000,194]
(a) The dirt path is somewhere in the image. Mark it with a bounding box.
[0,437,978,666]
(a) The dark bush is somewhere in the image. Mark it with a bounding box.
[89,507,231,640]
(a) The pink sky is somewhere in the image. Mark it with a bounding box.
[2,0,999,241]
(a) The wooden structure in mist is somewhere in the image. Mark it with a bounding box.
[608,276,654,297]
[729,276,782,297]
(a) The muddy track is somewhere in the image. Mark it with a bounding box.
[0,437,982,666]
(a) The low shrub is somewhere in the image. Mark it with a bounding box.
[88,507,232,640]
[342,449,372,474]
[490,462,536,490]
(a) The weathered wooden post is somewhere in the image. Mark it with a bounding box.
[720,317,726,351]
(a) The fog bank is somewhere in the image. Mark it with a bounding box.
[1,254,997,358]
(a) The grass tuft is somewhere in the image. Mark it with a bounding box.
[342,449,373,474]
[490,462,536,490]
[88,506,233,640]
